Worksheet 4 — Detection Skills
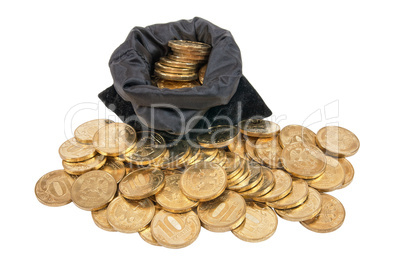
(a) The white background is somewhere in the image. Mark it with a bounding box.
[1,1,401,267]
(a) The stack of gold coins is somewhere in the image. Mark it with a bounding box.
[154,40,210,89]
[35,118,359,248]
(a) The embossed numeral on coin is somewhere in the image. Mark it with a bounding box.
[155,215,184,237]
[211,203,236,222]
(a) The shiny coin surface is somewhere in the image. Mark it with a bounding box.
[232,202,278,242]
[155,62,196,74]
[227,160,250,186]
[151,210,201,249]
[255,137,283,169]
[253,169,293,202]
[35,170,75,207]
[62,154,106,175]
[168,40,211,51]
[180,161,227,201]
[159,56,199,68]
[316,126,360,157]
[279,125,316,148]
[124,131,166,165]
[228,162,262,192]
[139,224,161,246]
[168,53,207,64]
[91,206,115,232]
[74,119,114,144]
[107,196,155,233]
[281,142,327,179]
[100,158,125,183]
[301,193,345,233]
[228,136,246,158]
[198,190,246,232]
[245,138,264,164]
[338,158,354,189]
[155,174,199,213]
[71,170,117,211]
[238,119,280,138]
[156,140,190,169]
[239,167,275,198]
[267,179,309,209]
[186,146,201,165]
[275,187,322,221]
[210,149,227,166]
[197,125,239,148]
[59,138,97,162]
[157,79,200,89]
[200,148,218,162]
[154,69,198,81]
[306,156,345,192]
[223,152,242,175]
[119,167,165,200]
[198,64,207,84]
[93,123,137,157]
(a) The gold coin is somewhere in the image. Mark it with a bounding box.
[159,56,199,68]
[151,210,200,248]
[35,170,75,207]
[154,62,196,74]
[267,179,309,209]
[71,170,117,211]
[58,138,97,162]
[300,193,345,233]
[168,40,211,51]
[100,158,125,183]
[124,131,166,165]
[338,158,354,189]
[74,119,114,144]
[245,137,264,164]
[198,64,207,84]
[124,161,138,175]
[168,53,207,64]
[172,52,209,61]
[306,156,345,192]
[228,136,246,158]
[197,125,239,148]
[91,206,115,232]
[275,187,322,221]
[232,202,278,242]
[227,160,250,186]
[93,123,137,157]
[180,161,227,201]
[62,154,106,175]
[255,136,283,169]
[139,224,161,246]
[107,196,155,233]
[155,174,198,213]
[223,152,242,175]
[198,190,246,232]
[227,162,262,192]
[210,149,227,166]
[171,47,211,56]
[154,69,198,81]
[119,167,165,200]
[281,142,327,179]
[157,79,200,89]
[200,148,218,161]
[156,140,190,169]
[316,126,360,157]
[239,167,275,198]
[186,146,201,165]
[238,119,280,138]
[279,124,316,148]
[253,169,293,202]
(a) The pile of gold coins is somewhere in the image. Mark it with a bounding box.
[154,40,210,89]
[35,118,359,248]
